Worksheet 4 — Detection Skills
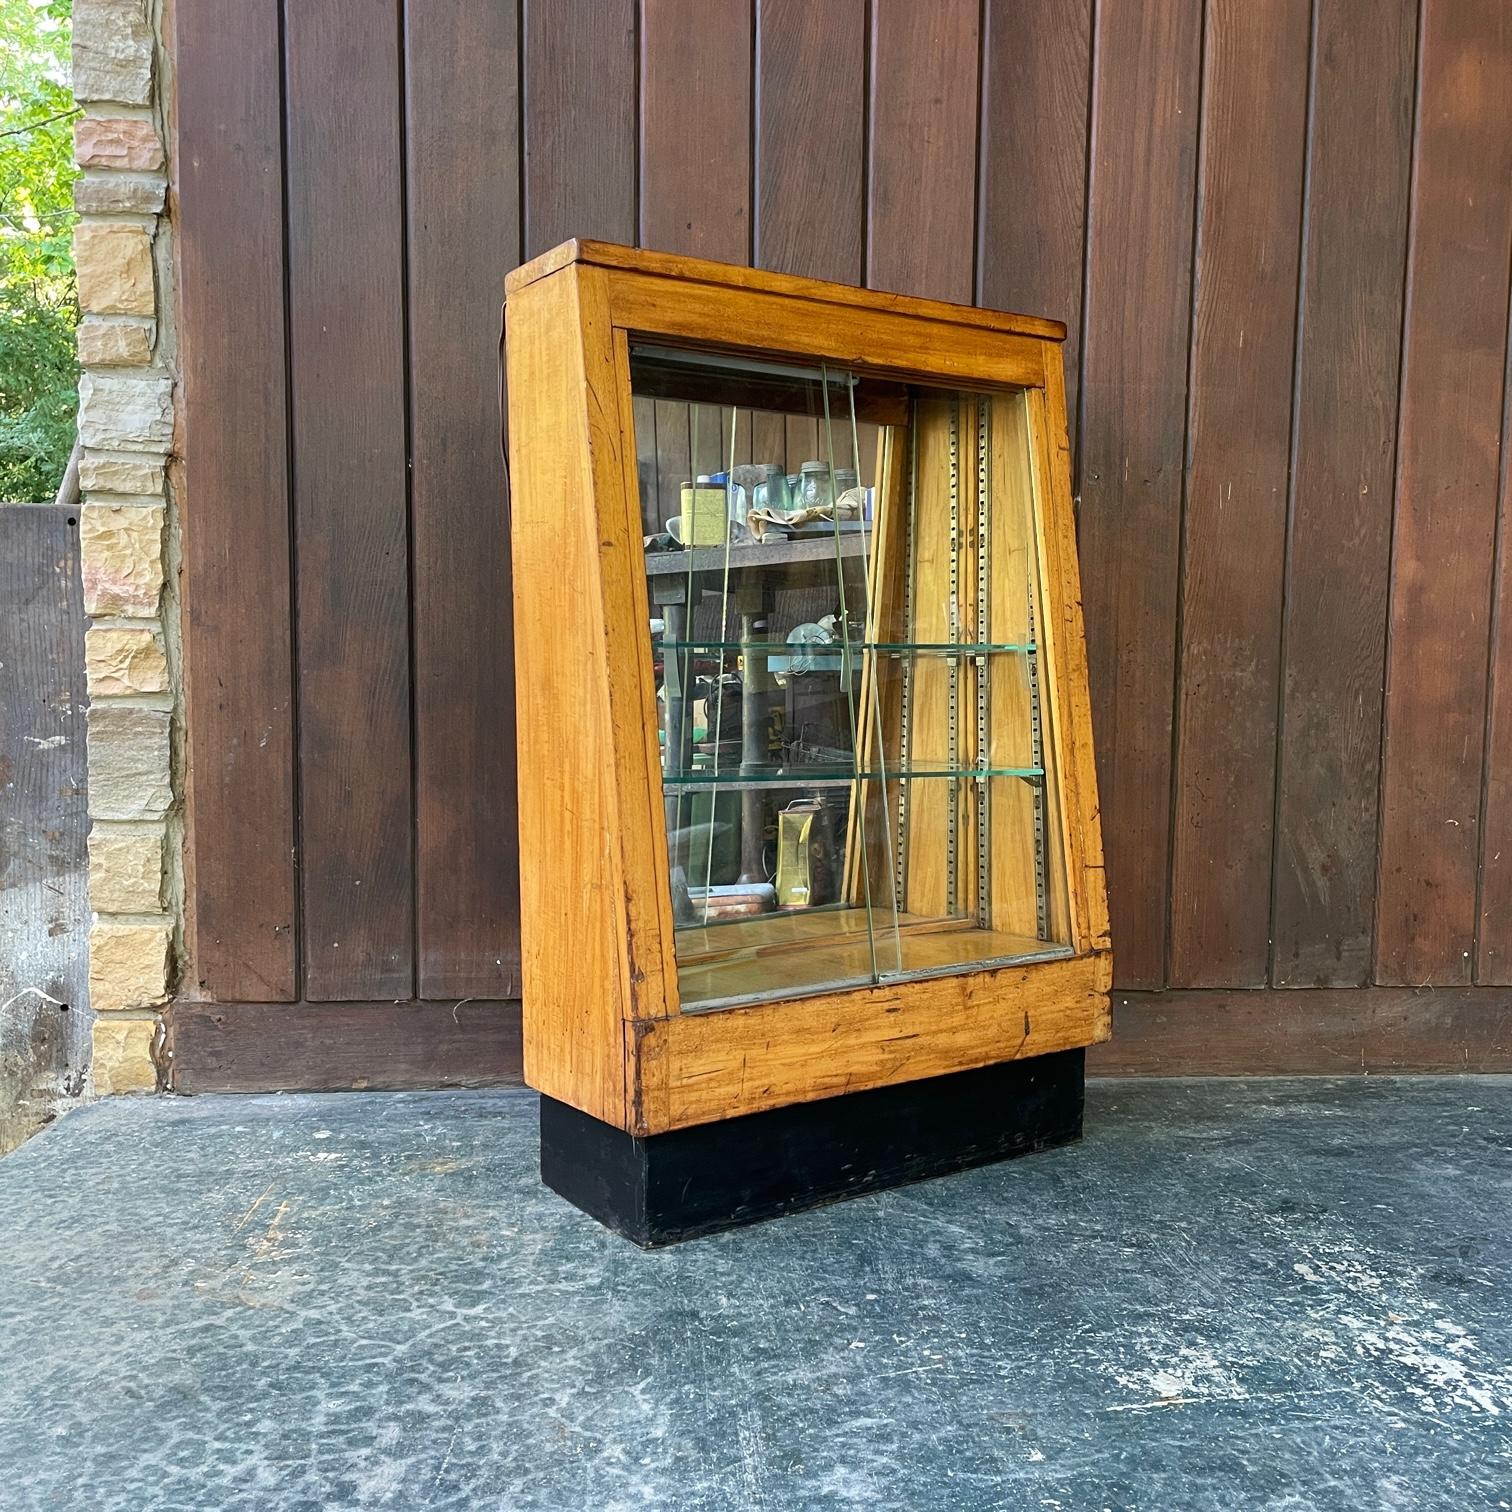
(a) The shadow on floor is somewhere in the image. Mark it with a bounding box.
[2,1078,1509,1509]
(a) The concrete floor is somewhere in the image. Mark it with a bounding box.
[2,1080,1510,1511]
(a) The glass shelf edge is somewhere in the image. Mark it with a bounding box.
[658,640,1037,655]
[662,767,1046,790]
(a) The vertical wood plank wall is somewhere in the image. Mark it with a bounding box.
[174,1,1512,1054]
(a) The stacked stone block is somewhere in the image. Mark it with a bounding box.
[72,0,174,1095]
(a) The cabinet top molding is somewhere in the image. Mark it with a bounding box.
[505,239,1069,346]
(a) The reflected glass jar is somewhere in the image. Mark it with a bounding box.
[751,463,789,515]
[798,460,835,511]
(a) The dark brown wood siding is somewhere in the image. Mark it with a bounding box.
[174,1,1512,1036]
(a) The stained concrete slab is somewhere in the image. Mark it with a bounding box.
[1,1079,1509,1510]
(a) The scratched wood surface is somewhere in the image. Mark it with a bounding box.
[173,0,1512,1077]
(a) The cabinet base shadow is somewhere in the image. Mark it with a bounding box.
[539,1048,1084,1246]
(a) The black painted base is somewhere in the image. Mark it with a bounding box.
[539,1049,1084,1246]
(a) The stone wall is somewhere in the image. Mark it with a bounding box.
[72,0,176,1095]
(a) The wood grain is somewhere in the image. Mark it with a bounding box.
[1375,0,1512,986]
[404,0,521,999]
[866,0,980,303]
[638,952,1110,1132]
[163,1000,522,1093]
[1091,987,1512,1075]
[977,0,1093,432]
[523,0,636,256]
[754,0,865,283]
[285,1,413,1000]
[1035,357,1111,962]
[0,505,92,1142]
[1168,0,1309,987]
[509,245,1106,1131]
[604,268,1047,390]
[507,269,636,1127]
[1271,0,1416,988]
[510,240,1065,341]
[1477,279,1512,983]
[1078,0,1202,989]
[174,0,296,1001]
[640,0,752,262]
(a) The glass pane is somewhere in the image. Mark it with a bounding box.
[631,347,1072,1012]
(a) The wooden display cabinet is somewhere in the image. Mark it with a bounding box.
[505,241,1110,1244]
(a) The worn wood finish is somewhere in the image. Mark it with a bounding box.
[1035,356,1110,960]
[172,1,1512,1088]
[639,953,1108,1133]
[1271,0,1415,988]
[162,1000,522,1093]
[604,270,1046,391]
[1077,0,1202,990]
[285,2,413,1001]
[0,506,91,1149]
[754,0,865,283]
[507,244,1106,1132]
[506,270,639,1128]
[1375,0,1512,987]
[1091,988,1512,1075]
[1168,0,1309,988]
[977,0,1092,435]
[1478,293,1512,983]
[404,0,521,1000]
[174,0,296,1001]
[640,0,752,263]
[866,0,979,305]
[523,0,636,257]
[509,241,1066,342]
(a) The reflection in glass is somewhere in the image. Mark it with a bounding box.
[632,346,1072,1012]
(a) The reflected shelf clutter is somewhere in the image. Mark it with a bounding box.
[505,242,1111,1245]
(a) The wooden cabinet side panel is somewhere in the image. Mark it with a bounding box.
[1035,349,1112,960]
[506,270,632,1126]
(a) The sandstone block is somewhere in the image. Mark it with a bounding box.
[87,704,172,820]
[72,0,153,106]
[79,452,164,495]
[86,625,168,696]
[77,372,172,451]
[76,224,155,316]
[89,823,165,913]
[91,1015,158,1094]
[74,172,166,215]
[81,502,164,615]
[89,919,171,1013]
[75,116,163,171]
[78,318,154,367]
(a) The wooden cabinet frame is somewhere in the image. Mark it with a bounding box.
[505,240,1110,1138]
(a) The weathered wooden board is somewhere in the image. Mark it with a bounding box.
[0,506,90,1151]
[404,0,522,999]
[1375,0,1512,986]
[1270,0,1416,988]
[1077,0,1201,989]
[1092,988,1512,1075]
[175,0,296,1001]
[162,1000,522,1093]
[1168,0,1308,987]
[169,0,1512,1088]
[285,0,413,1000]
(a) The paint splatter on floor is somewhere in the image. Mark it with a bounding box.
[2,1078,1510,1509]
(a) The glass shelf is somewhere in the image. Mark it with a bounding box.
[658,640,1037,655]
[661,764,1046,791]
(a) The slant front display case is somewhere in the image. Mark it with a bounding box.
[505,241,1111,1244]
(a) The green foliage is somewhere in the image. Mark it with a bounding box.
[1,0,77,502]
